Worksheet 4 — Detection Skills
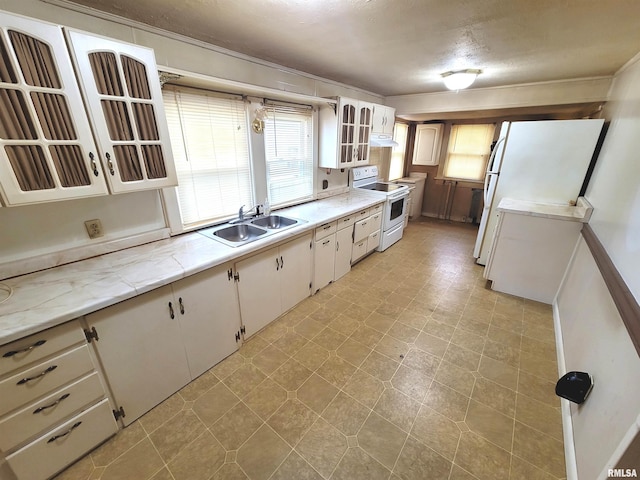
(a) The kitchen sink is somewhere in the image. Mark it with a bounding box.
[251,215,298,229]
[213,224,267,243]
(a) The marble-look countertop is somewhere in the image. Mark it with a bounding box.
[0,190,383,345]
[497,197,593,223]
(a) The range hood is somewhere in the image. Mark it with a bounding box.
[369,133,399,147]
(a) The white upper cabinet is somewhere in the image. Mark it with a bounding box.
[320,97,374,168]
[372,105,395,135]
[66,30,178,193]
[0,12,108,206]
[412,124,443,166]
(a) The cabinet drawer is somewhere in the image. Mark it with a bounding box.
[315,221,337,240]
[370,203,383,215]
[354,208,370,221]
[353,217,372,243]
[0,372,105,452]
[0,320,85,377]
[367,230,380,253]
[0,346,94,417]
[6,398,117,480]
[370,212,382,231]
[337,214,355,230]
[352,239,367,262]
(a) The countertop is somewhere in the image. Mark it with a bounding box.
[497,197,593,223]
[0,190,383,345]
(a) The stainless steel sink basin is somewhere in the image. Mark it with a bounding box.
[213,224,267,243]
[251,215,298,229]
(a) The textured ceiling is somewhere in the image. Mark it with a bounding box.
[64,0,640,96]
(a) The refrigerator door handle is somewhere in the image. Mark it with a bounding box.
[487,137,506,173]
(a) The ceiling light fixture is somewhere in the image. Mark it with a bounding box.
[441,69,482,91]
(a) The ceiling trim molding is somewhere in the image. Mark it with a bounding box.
[40,0,383,99]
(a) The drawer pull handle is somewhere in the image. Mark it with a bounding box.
[179,297,185,315]
[47,421,82,444]
[276,257,280,271]
[323,225,331,230]
[3,339,46,358]
[280,256,284,268]
[323,239,330,245]
[169,302,175,319]
[17,365,57,385]
[33,393,70,414]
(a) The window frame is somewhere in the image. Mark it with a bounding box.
[441,123,496,183]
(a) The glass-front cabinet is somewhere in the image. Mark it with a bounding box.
[0,12,108,205]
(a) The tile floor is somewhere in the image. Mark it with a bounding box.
[55,219,566,480]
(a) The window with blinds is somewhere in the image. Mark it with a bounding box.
[444,124,495,181]
[263,103,314,207]
[389,122,408,181]
[162,86,253,226]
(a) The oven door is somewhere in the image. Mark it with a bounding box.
[384,191,408,231]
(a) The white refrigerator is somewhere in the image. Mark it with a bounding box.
[473,119,604,265]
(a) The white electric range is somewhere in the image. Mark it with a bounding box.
[351,166,409,251]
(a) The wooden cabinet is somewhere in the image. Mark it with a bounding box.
[236,233,312,338]
[372,105,395,135]
[0,12,109,206]
[412,124,443,166]
[0,320,116,480]
[319,97,373,168]
[66,30,177,193]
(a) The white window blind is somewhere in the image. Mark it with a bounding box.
[162,86,253,226]
[263,103,314,207]
[444,124,495,181]
[389,122,408,180]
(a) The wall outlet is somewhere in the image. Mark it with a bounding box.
[84,219,104,239]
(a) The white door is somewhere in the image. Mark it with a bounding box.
[280,233,312,312]
[314,235,335,293]
[85,285,191,426]
[173,264,241,379]
[236,247,281,338]
[334,227,353,281]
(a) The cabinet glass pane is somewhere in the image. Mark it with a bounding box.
[0,89,37,139]
[101,100,134,140]
[30,92,76,140]
[0,36,17,83]
[132,103,159,140]
[142,145,167,179]
[113,145,143,181]
[121,55,151,100]
[5,145,54,190]
[9,31,60,89]
[50,145,90,187]
[88,52,124,96]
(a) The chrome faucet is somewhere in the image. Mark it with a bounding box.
[238,205,246,222]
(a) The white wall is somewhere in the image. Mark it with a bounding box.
[555,53,640,478]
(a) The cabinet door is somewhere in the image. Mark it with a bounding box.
[372,105,395,135]
[280,233,312,312]
[85,285,191,426]
[355,101,373,165]
[412,124,443,166]
[0,13,108,206]
[314,235,335,293]
[337,98,357,167]
[354,216,372,243]
[173,264,241,379]
[236,247,281,338]
[334,227,353,281]
[66,30,178,193]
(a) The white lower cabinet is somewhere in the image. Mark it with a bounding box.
[314,234,336,292]
[236,233,312,338]
[334,226,353,281]
[84,262,242,426]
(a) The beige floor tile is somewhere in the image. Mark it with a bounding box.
[443,344,481,371]
[375,334,410,361]
[315,355,357,387]
[150,467,174,480]
[349,325,384,349]
[487,325,522,350]
[391,364,432,402]
[211,402,263,450]
[271,451,323,480]
[278,308,307,328]
[212,463,249,480]
[450,464,481,480]
[313,327,348,351]
[336,338,372,367]
[401,347,440,377]
[519,351,558,382]
[522,322,557,345]
[373,387,420,432]
[139,394,185,434]
[424,381,470,422]
[343,303,374,321]
[251,345,290,375]
[365,311,396,333]
[431,307,462,327]
[224,363,267,398]
[296,418,348,478]
[258,319,289,343]
[99,438,164,480]
[343,369,385,409]
[513,421,565,478]
[149,409,206,462]
[386,321,420,345]
[397,310,429,330]
[517,371,559,407]
[465,400,514,451]
[193,382,240,427]
[452,328,486,354]
[360,350,400,381]
[295,317,326,339]
[328,314,361,337]
[435,360,476,397]
[394,435,452,480]
[490,312,524,335]
[91,421,146,467]
[472,376,517,418]
[213,352,247,379]
[331,447,391,480]
[478,355,518,391]
[310,306,339,325]
[483,338,520,368]
[521,335,557,358]
[357,412,407,469]
[237,425,291,480]
[510,455,558,480]
[297,373,339,414]
[322,391,370,435]
[457,315,491,337]
[267,399,318,447]
[422,319,456,342]
[238,336,269,359]
[167,430,226,480]
[272,331,309,356]
[414,332,449,357]
[411,406,460,461]
[243,378,287,420]
[271,358,313,391]
[53,454,95,480]
[375,302,405,319]
[454,431,511,480]
[515,394,563,441]
[294,340,331,371]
